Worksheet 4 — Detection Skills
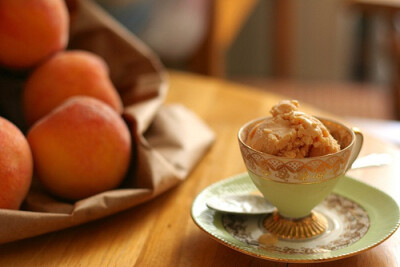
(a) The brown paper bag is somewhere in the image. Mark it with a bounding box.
[0,0,214,244]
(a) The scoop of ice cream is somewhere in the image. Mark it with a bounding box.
[245,100,340,158]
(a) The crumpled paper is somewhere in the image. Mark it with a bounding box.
[0,0,214,244]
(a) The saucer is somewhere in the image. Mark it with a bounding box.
[191,173,400,263]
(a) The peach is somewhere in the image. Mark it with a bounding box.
[23,50,123,126]
[0,0,69,69]
[0,117,33,209]
[27,96,132,200]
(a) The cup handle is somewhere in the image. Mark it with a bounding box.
[346,127,364,171]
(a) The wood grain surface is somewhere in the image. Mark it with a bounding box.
[0,70,399,266]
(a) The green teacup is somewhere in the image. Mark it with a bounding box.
[238,117,363,239]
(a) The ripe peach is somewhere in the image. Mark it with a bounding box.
[0,117,33,209]
[0,0,69,69]
[23,50,123,126]
[27,96,131,200]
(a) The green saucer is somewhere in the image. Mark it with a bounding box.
[191,173,400,263]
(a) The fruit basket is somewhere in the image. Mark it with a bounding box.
[0,0,214,244]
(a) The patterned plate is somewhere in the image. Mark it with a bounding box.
[191,173,400,263]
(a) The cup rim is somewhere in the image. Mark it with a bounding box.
[238,116,356,160]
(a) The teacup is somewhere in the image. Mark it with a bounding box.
[238,117,363,239]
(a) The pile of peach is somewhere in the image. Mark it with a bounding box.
[0,0,132,209]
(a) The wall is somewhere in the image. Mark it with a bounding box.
[227,0,362,82]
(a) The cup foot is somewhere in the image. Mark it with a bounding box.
[263,211,328,240]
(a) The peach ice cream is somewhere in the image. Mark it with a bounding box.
[244,100,340,158]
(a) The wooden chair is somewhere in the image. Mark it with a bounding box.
[189,0,259,77]
[189,0,294,78]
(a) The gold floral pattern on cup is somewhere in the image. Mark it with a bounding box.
[238,117,360,185]
[239,143,352,183]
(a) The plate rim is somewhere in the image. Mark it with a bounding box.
[191,173,400,263]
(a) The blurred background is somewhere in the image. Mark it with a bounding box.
[95,0,400,126]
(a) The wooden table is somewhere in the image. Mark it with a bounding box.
[0,71,399,266]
